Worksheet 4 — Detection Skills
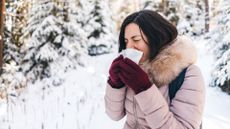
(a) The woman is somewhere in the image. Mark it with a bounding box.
[104,10,205,129]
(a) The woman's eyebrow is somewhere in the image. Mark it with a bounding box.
[131,35,141,39]
[125,35,141,40]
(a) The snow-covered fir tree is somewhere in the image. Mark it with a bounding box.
[3,0,28,64]
[139,0,160,11]
[139,0,179,26]
[209,0,230,93]
[21,0,87,85]
[3,29,21,67]
[163,0,180,26]
[0,0,27,99]
[0,61,27,98]
[78,0,117,56]
[10,0,29,46]
[177,0,205,36]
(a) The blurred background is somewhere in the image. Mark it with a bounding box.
[0,0,229,129]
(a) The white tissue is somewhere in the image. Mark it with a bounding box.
[120,48,143,64]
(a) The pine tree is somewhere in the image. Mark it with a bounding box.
[4,0,28,64]
[79,0,117,56]
[0,0,27,99]
[139,0,160,11]
[21,0,87,85]
[177,0,205,36]
[140,0,180,26]
[163,0,180,26]
[209,0,230,94]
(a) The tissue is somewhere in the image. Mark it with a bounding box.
[120,48,143,64]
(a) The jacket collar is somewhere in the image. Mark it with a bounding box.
[140,36,197,87]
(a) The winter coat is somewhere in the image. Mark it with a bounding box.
[104,36,205,129]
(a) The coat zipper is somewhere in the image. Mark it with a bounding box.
[133,97,139,129]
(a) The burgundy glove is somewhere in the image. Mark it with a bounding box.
[119,58,152,94]
[108,55,125,88]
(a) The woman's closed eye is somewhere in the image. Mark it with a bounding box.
[133,38,141,42]
[124,37,141,44]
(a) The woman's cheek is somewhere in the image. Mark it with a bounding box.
[139,53,146,63]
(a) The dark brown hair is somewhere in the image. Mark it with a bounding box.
[119,10,178,60]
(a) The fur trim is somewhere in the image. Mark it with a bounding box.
[140,36,197,87]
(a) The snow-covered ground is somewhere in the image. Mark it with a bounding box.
[0,38,230,129]
[195,38,230,129]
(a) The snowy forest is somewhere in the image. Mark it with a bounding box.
[0,0,229,129]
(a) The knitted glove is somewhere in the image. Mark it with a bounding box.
[119,58,152,94]
[108,55,125,88]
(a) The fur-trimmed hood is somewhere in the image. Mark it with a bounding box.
[140,36,197,87]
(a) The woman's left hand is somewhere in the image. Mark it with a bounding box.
[119,58,152,94]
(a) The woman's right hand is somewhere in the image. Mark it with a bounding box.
[108,55,125,88]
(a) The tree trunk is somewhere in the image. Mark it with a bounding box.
[0,0,6,73]
[205,0,209,32]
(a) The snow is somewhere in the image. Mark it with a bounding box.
[0,37,230,129]
[2,0,229,128]
[195,38,230,129]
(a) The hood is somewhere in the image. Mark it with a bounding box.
[140,36,197,87]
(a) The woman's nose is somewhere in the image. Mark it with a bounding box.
[126,41,136,49]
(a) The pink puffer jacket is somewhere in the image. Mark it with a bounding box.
[104,36,205,129]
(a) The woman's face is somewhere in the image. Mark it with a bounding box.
[124,23,150,63]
